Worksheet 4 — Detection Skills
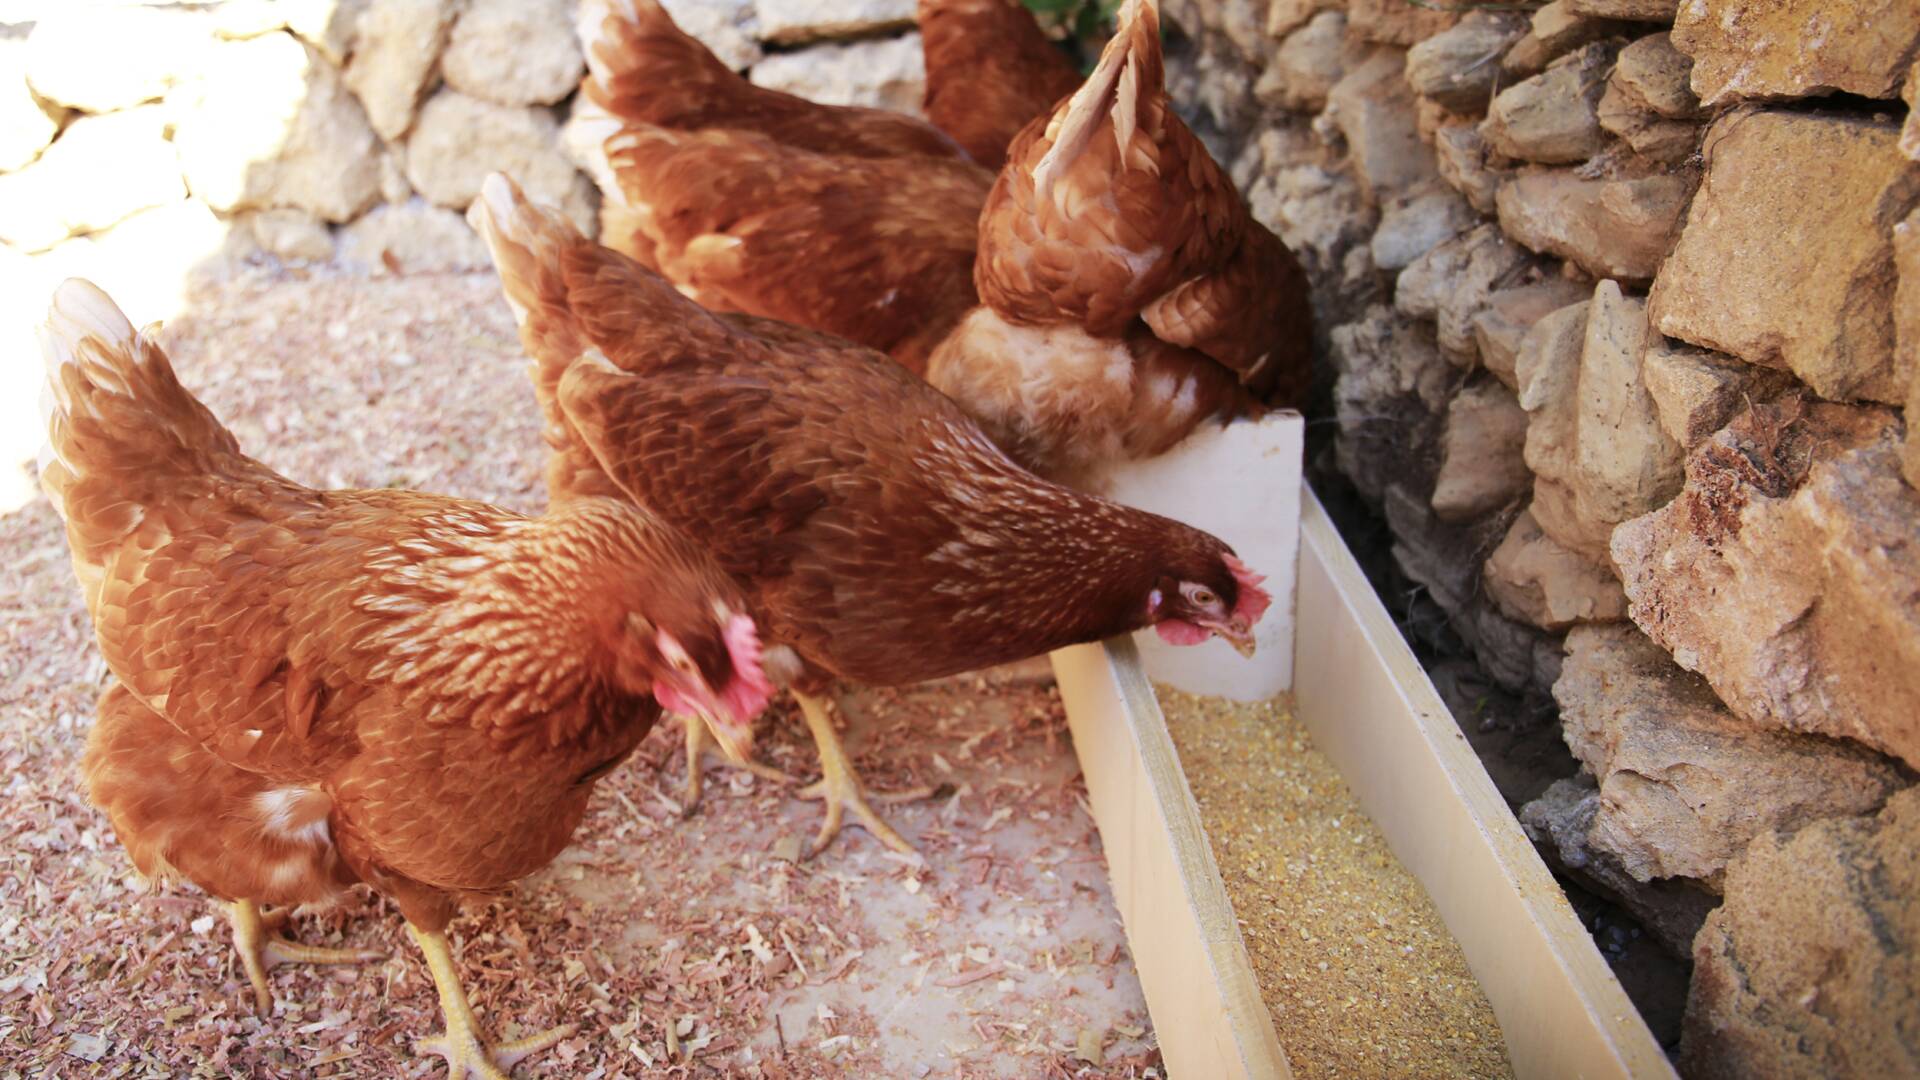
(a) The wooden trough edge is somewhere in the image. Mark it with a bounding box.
[1052,485,1676,1080]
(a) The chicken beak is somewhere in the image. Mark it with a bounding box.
[1213,617,1258,659]
[702,712,754,766]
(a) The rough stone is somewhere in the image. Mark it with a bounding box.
[1574,282,1685,527]
[1323,48,1439,205]
[343,0,457,141]
[340,199,492,274]
[1642,338,1794,449]
[212,0,367,64]
[0,36,62,173]
[1249,163,1380,327]
[1558,623,1904,887]
[24,5,211,113]
[1613,398,1920,768]
[405,90,597,233]
[1386,486,1561,694]
[1432,378,1532,522]
[1370,187,1476,272]
[1651,111,1920,404]
[1565,0,1675,18]
[1474,279,1596,391]
[1497,168,1695,284]
[0,105,181,252]
[1515,299,1615,561]
[1610,32,1702,119]
[1682,789,1920,1080]
[1596,80,1700,164]
[246,208,335,262]
[1905,57,1920,162]
[1432,123,1507,215]
[1345,0,1458,47]
[1520,775,1716,958]
[1405,12,1530,113]
[173,33,383,223]
[1482,42,1617,165]
[1265,0,1340,39]
[1485,507,1626,629]
[443,0,583,107]
[754,0,914,44]
[750,33,926,116]
[1673,0,1920,106]
[1208,0,1271,64]
[1397,223,1538,366]
[662,0,763,70]
[1253,11,1355,113]
[1332,305,1453,505]
[1503,0,1623,79]
[1901,209,1920,486]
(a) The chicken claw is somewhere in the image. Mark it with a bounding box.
[678,715,796,816]
[229,899,386,1017]
[408,925,576,1080]
[792,691,936,860]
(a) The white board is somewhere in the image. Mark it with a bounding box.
[1090,413,1304,701]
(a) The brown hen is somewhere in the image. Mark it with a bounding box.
[919,0,1083,169]
[471,175,1270,859]
[41,280,772,1077]
[572,0,1312,486]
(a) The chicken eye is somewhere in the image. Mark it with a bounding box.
[1190,587,1217,606]
[671,653,695,672]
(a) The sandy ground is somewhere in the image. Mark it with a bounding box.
[0,268,1161,1078]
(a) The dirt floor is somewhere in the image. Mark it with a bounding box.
[0,269,1161,1078]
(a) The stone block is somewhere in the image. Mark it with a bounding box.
[1324,48,1439,206]
[754,0,914,44]
[443,0,583,107]
[1613,398,1920,768]
[1473,279,1595,391]
[750,33,926,116]
[1683,789,1920,1080]
[1673,0,1920,106]
[0,106,182,252]
[1405,12,1530,114]
[1485,506,1626,629]
[1497,168,1694,284]
[1482,42,1616,165]
[1641,338,1794,448]
[1397,223,1539,366]
[1650,110,1920,403]
[25,5,212,113]
[1556,624,1905,887]
[405,89,596,233]
[343,0,457,141]
[173,33,383,223]
[1432,377,1532,522]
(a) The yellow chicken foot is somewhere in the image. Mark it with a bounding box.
[678,716,796,816]
[792,690,936,860]
[229,899,386,1017]
[409,925,576,1080]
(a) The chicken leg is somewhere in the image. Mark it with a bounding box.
[792,690,936,859]
[677,716,796,815]
[409,924,576,1080]
[229,899,386,1017]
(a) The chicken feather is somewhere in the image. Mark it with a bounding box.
[44,278,769,1061]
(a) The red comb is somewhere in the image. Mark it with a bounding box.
[719,612,774,722]
[1224,554,1271,625]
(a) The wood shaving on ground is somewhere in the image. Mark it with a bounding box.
[1157,686,1514,1079]
[0,267,1163,1079]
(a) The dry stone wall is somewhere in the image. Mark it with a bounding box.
[0,0,926,302]
[1165,0,1918,1071]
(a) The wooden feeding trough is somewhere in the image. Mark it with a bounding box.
[1059,416,1676,1079]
